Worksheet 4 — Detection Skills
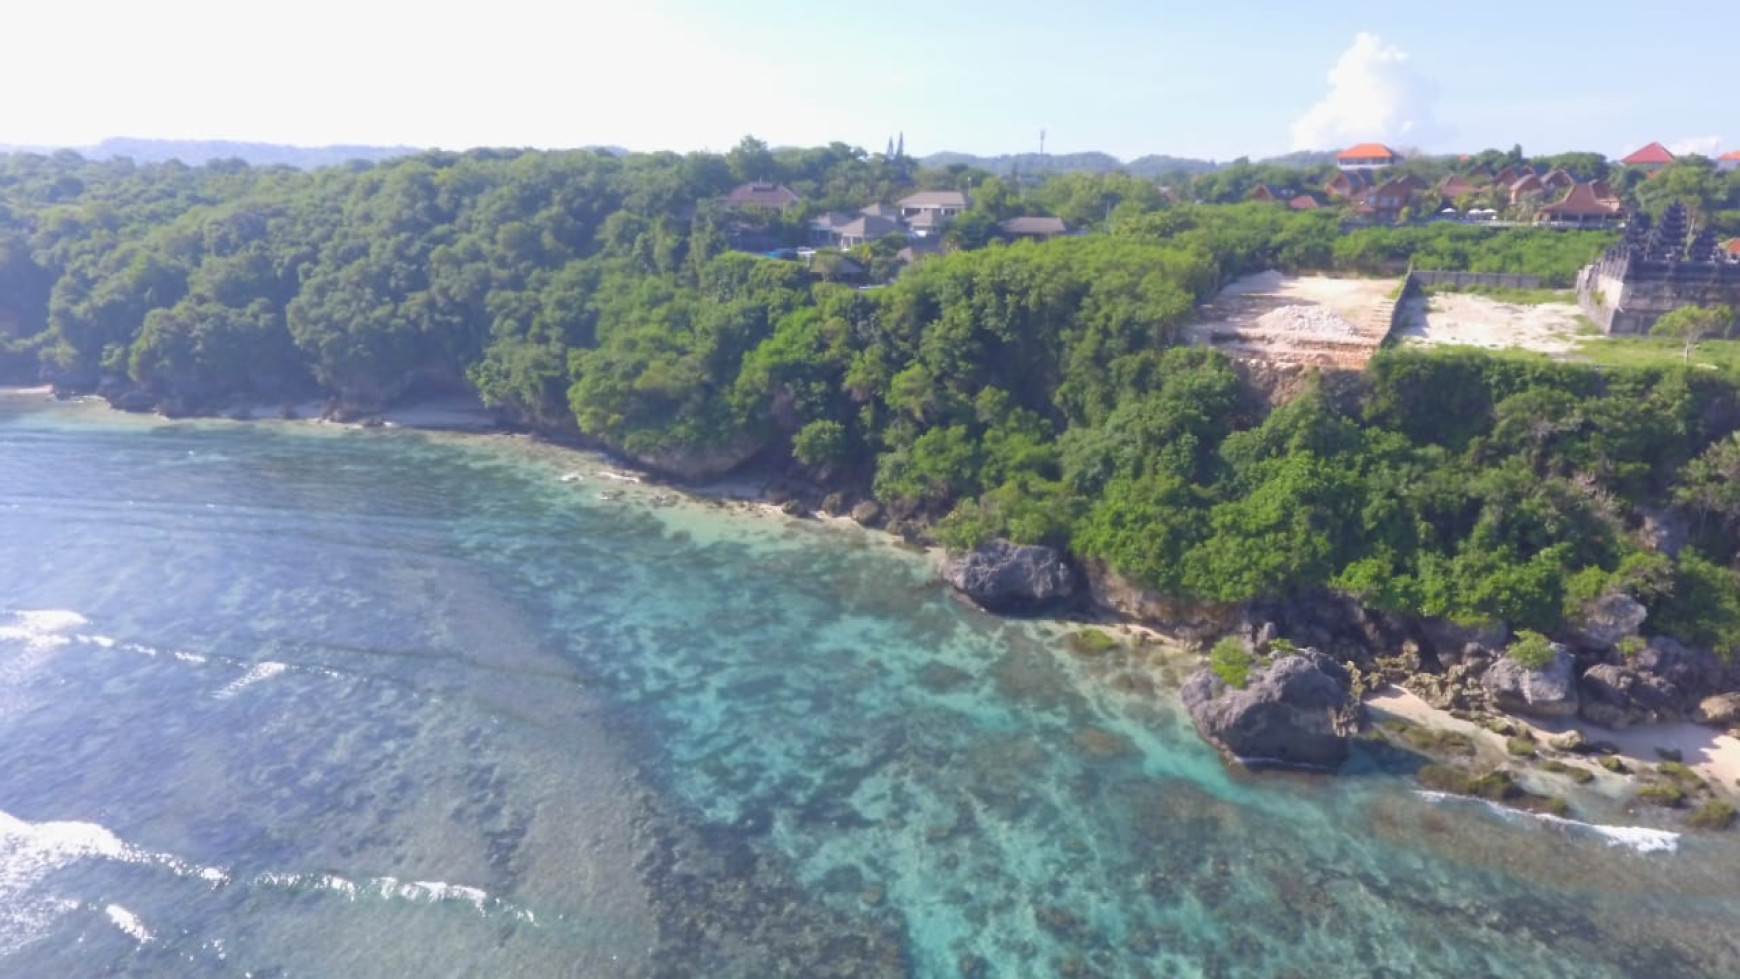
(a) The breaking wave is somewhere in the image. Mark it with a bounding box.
[1415,791,1681,854]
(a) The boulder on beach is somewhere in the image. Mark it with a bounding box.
[1579,664,1676,729]
[1481,644,1579,719]
[940,539,1080,614]
[1180,650,1362,770]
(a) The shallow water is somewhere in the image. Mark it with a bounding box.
[2,392,1739,977]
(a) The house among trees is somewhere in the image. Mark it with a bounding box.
[896,190,970,239]
[1249,184,1281,203]
[1535,181,1624,227]
[1724,238,1740,261]
[997,216,1070,242]
[1438,174,1483,204]
[1542,168,1576,192]
[722,182,802,211]
[1720,151,1740,173]
[1335,143,1403,170]
[1288,195,1320,211]
[1353,176,1419,223]
[1508,172,1547,205]
[1620,142,1676,172]
[833,214,902,249]
[1323,170,1370,198]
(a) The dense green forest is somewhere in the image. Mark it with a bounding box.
[1,144,1736,654]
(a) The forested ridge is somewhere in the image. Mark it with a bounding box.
[2,145,1737,654]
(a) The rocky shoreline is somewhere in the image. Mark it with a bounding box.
[933,535,1740,832]
[27,384,1740,831]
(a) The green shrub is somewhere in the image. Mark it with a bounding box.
[1636,784,1687,808]
[1506,737,1538,758]
[1655,761,1707,790]
[1209,638,1253,689]
[1540,759,1595,784]
[1688,799,1737,830]
[1506,630,1557,671]
[1398,725,1476,756]
[1066,628,1120,657]
[1597,755,1627,773]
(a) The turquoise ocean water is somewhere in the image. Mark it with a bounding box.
[2,390,1740,977]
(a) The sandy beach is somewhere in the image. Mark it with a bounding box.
[1367,684,1740,791]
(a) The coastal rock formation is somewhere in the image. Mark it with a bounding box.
[1581,638,1727,728]
[1481,645,1579,719]
[1180,651,1362,770]
[941,539,1080,614]
[1081,559,1236,643]
[1694,694,1740,727]
[623,437,767,483]
[1566,591,1647,650]
[1579,664,1678,729]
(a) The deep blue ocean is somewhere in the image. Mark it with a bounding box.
[3,390,1739,977]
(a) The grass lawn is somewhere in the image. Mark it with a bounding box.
[1572,336,1740,373]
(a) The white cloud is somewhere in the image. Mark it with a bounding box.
[1667,135,1724,158]
[1290,33,1449,152]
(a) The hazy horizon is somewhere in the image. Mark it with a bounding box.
[6,1,1734,162]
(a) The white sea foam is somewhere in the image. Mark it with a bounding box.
[252,871,534,922]
[104,904,153,944]
[0,609,86,654]
[599,470,642,484]
[1414,791,1681,854]
[215,661,287,699]
[0,807,231,955]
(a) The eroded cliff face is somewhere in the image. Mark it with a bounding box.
[615,436,769,483]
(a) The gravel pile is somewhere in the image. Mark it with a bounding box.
[1252,304,1362,337]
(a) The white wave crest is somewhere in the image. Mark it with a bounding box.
[0,807,229,955]
[253,871,534,922]
[1413,791,1680,854]
[104,904,153,944]
[0,609,86,654]
[215,661,286,699]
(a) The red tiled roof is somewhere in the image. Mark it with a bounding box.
[1621,142,1676,166]
[1288,195,1320,210]
[1725,239,1740,255]
[1722,151,1740,161]
[1337,142,1401,160]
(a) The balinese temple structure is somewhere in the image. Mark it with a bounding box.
[1578,202,1740,334]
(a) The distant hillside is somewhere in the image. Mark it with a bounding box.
[919,150,1230,179]
[82,139,422,168]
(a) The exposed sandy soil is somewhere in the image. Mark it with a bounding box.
[1191,272,1401,368]
[1394,292,1588,355]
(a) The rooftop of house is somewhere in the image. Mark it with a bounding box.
[998,216,1069,236]
[835,214,900,239]
[1337,142,1401,160]
[1722,151,1740,161]
[898,190,970,210]
[1725,238,1740,255]
[1288,195,1320,210]
[723,182,801,208]
[860,202,901,218]
[1621,142,1676,166]
[1540,182,1622,217]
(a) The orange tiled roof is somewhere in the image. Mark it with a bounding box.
[1621,142,1676,166]
[1336,143,1401,160]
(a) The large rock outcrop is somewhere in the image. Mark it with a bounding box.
[1566,591,1647,651]
[1480,645,1579,719]
[1579,664,1678,729]
[623,437,767,483]
[1578,638,1725,728]
[1180,651,1362,770]
[941,540,1080,614]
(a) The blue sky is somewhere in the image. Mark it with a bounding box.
[3,0,1732,161]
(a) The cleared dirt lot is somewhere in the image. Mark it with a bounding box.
[1190,272,1400,368]
[1393,292,1588,356]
